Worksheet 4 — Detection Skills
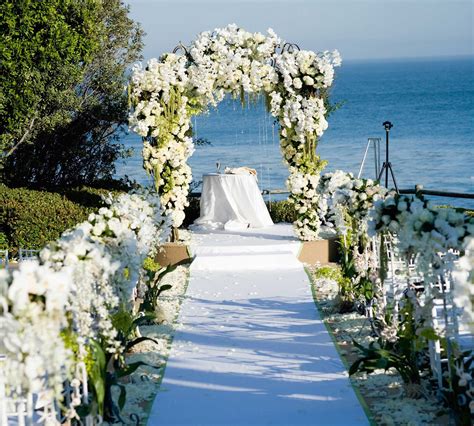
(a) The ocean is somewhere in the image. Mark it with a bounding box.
[117,56,474,209]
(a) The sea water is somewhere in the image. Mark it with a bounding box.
[117,56,474,208]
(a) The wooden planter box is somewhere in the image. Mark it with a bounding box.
[155,243,191,267]
[155,238,339,267]
[298,238,340,265]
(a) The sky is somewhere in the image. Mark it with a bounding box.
[127,0,473,61]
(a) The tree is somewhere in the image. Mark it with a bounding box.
[0,0,144,188]
[0,0,100,158]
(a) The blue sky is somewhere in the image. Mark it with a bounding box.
[127,0,473,61]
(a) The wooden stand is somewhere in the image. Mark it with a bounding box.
[298,238,339,265]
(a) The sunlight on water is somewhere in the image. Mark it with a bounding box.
[117,57,474,209]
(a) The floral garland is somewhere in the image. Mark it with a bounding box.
[129,24,341,239]
[0,189,171,422]
[368,193,474,269]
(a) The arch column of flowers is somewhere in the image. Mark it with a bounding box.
[129,24,341,240]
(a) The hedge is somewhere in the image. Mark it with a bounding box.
[4,183,468,253]
[182,197,297,227]
[0,185,116,253]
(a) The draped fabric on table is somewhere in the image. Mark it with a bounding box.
[194,174,274,230]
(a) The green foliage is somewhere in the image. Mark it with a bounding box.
[87,310,159,421]
[314,265,343,282]
[0,232,7,250]
[140,258,192,315]
[350,297,425,387]
[267,199,297,223]
[1,0,144,188]
[111,308,158,351]
[337,215,376,310]
[0,0,100,156]
[183,197,200,228]
[0,184,121,252]
[143,256,161,273]
[89,340,107,417]
[349,339,422,386]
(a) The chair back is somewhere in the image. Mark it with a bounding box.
[19,248,39,262]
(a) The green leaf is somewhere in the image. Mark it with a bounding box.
[111,308,134,336]
[419,327,439,341]
[157,284,172,298]
[116,361,151,378]
[117,384,127,410]
[125,336,159,351]
[89,340,106,415]
[132,313,157,327]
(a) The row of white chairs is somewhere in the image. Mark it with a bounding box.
[379,233,473,400]
[0,249,40,269]
[0,353,93,425]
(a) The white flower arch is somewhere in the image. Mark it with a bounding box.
[129,24,341,240]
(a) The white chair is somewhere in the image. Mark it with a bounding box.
[18,248,39,262]
[0,354,34,426]
[0,250,8,270]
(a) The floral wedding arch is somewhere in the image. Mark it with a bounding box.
[129,24,341,240]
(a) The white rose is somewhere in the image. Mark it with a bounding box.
[293,78,302,89]
[92,221,106,236]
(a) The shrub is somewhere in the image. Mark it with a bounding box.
[182,197,201,228]
[0,184,122,253]
[0,231,7,251]
[267,199,297,223]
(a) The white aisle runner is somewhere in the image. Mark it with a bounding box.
[148,225,369,425]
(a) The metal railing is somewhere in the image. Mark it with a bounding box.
[190,185,474,201]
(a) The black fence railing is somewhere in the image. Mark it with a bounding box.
[190,184,474,201]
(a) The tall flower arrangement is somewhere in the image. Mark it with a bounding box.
[315,170,387,304]
[129,24,341,240]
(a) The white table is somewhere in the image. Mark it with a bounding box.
[194,173,274,230]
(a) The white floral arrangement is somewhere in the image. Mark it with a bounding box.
[368,192,474,332]
[317,170,387,235]
[368,193,474,264]
[452,236,474,330]
[0,264,73,405]
[129,24,341,239]
[0,188,171,421]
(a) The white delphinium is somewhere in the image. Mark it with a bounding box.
[41,225,122,352]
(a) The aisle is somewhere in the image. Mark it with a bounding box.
[148,225,368,425]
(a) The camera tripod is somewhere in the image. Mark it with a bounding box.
[377,121,399,192]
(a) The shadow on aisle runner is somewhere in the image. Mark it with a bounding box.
[148,224,369,426]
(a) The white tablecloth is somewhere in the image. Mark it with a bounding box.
[194,173,274,230]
